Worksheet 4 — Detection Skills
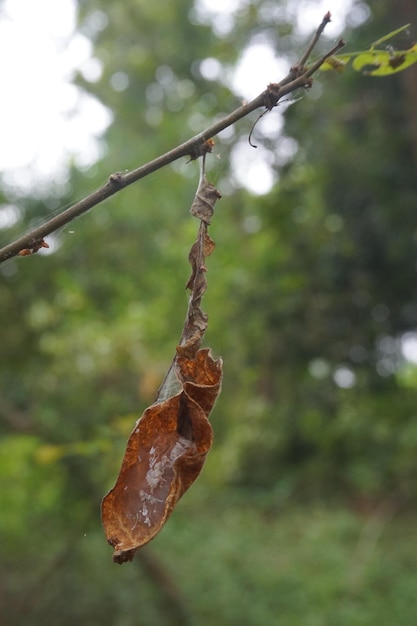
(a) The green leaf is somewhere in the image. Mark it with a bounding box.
[320,53,357,72]
[319,24,417,76]
[370,23,411,49]
[319,55,348,73]
[352,46,417,76]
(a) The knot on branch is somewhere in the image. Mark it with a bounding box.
[188,138,215,162]
[108,172,125,188]
[18,239,49,256]
[265,83,281,111]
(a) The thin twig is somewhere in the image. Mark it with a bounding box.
[299,11,332,67]
[250,37,345,143]
[0,13,342,264]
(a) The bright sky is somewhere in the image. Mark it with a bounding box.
[0,0,110,192]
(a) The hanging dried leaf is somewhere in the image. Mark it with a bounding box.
[102,161,222,563]
[180,171,221,359]
[102,349,222,563]
[190,174,221,224]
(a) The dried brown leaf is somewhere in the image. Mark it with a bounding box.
[102,165,222,563]
[190,176,221,224]
[101,349,222,563]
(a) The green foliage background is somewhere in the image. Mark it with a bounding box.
[1,0,417,624]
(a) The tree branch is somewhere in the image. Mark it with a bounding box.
[0,15,344,264]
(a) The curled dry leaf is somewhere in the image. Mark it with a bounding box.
[102,164,222,563]
[190,175,221,224]
[18,239,49,256]
[101,349,222,564]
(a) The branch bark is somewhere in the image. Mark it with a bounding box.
[0,16,344,264]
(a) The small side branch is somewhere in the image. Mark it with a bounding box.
[0,12,342,264]
[299,11,332,67]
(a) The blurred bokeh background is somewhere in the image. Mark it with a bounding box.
[1,0,417,624]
